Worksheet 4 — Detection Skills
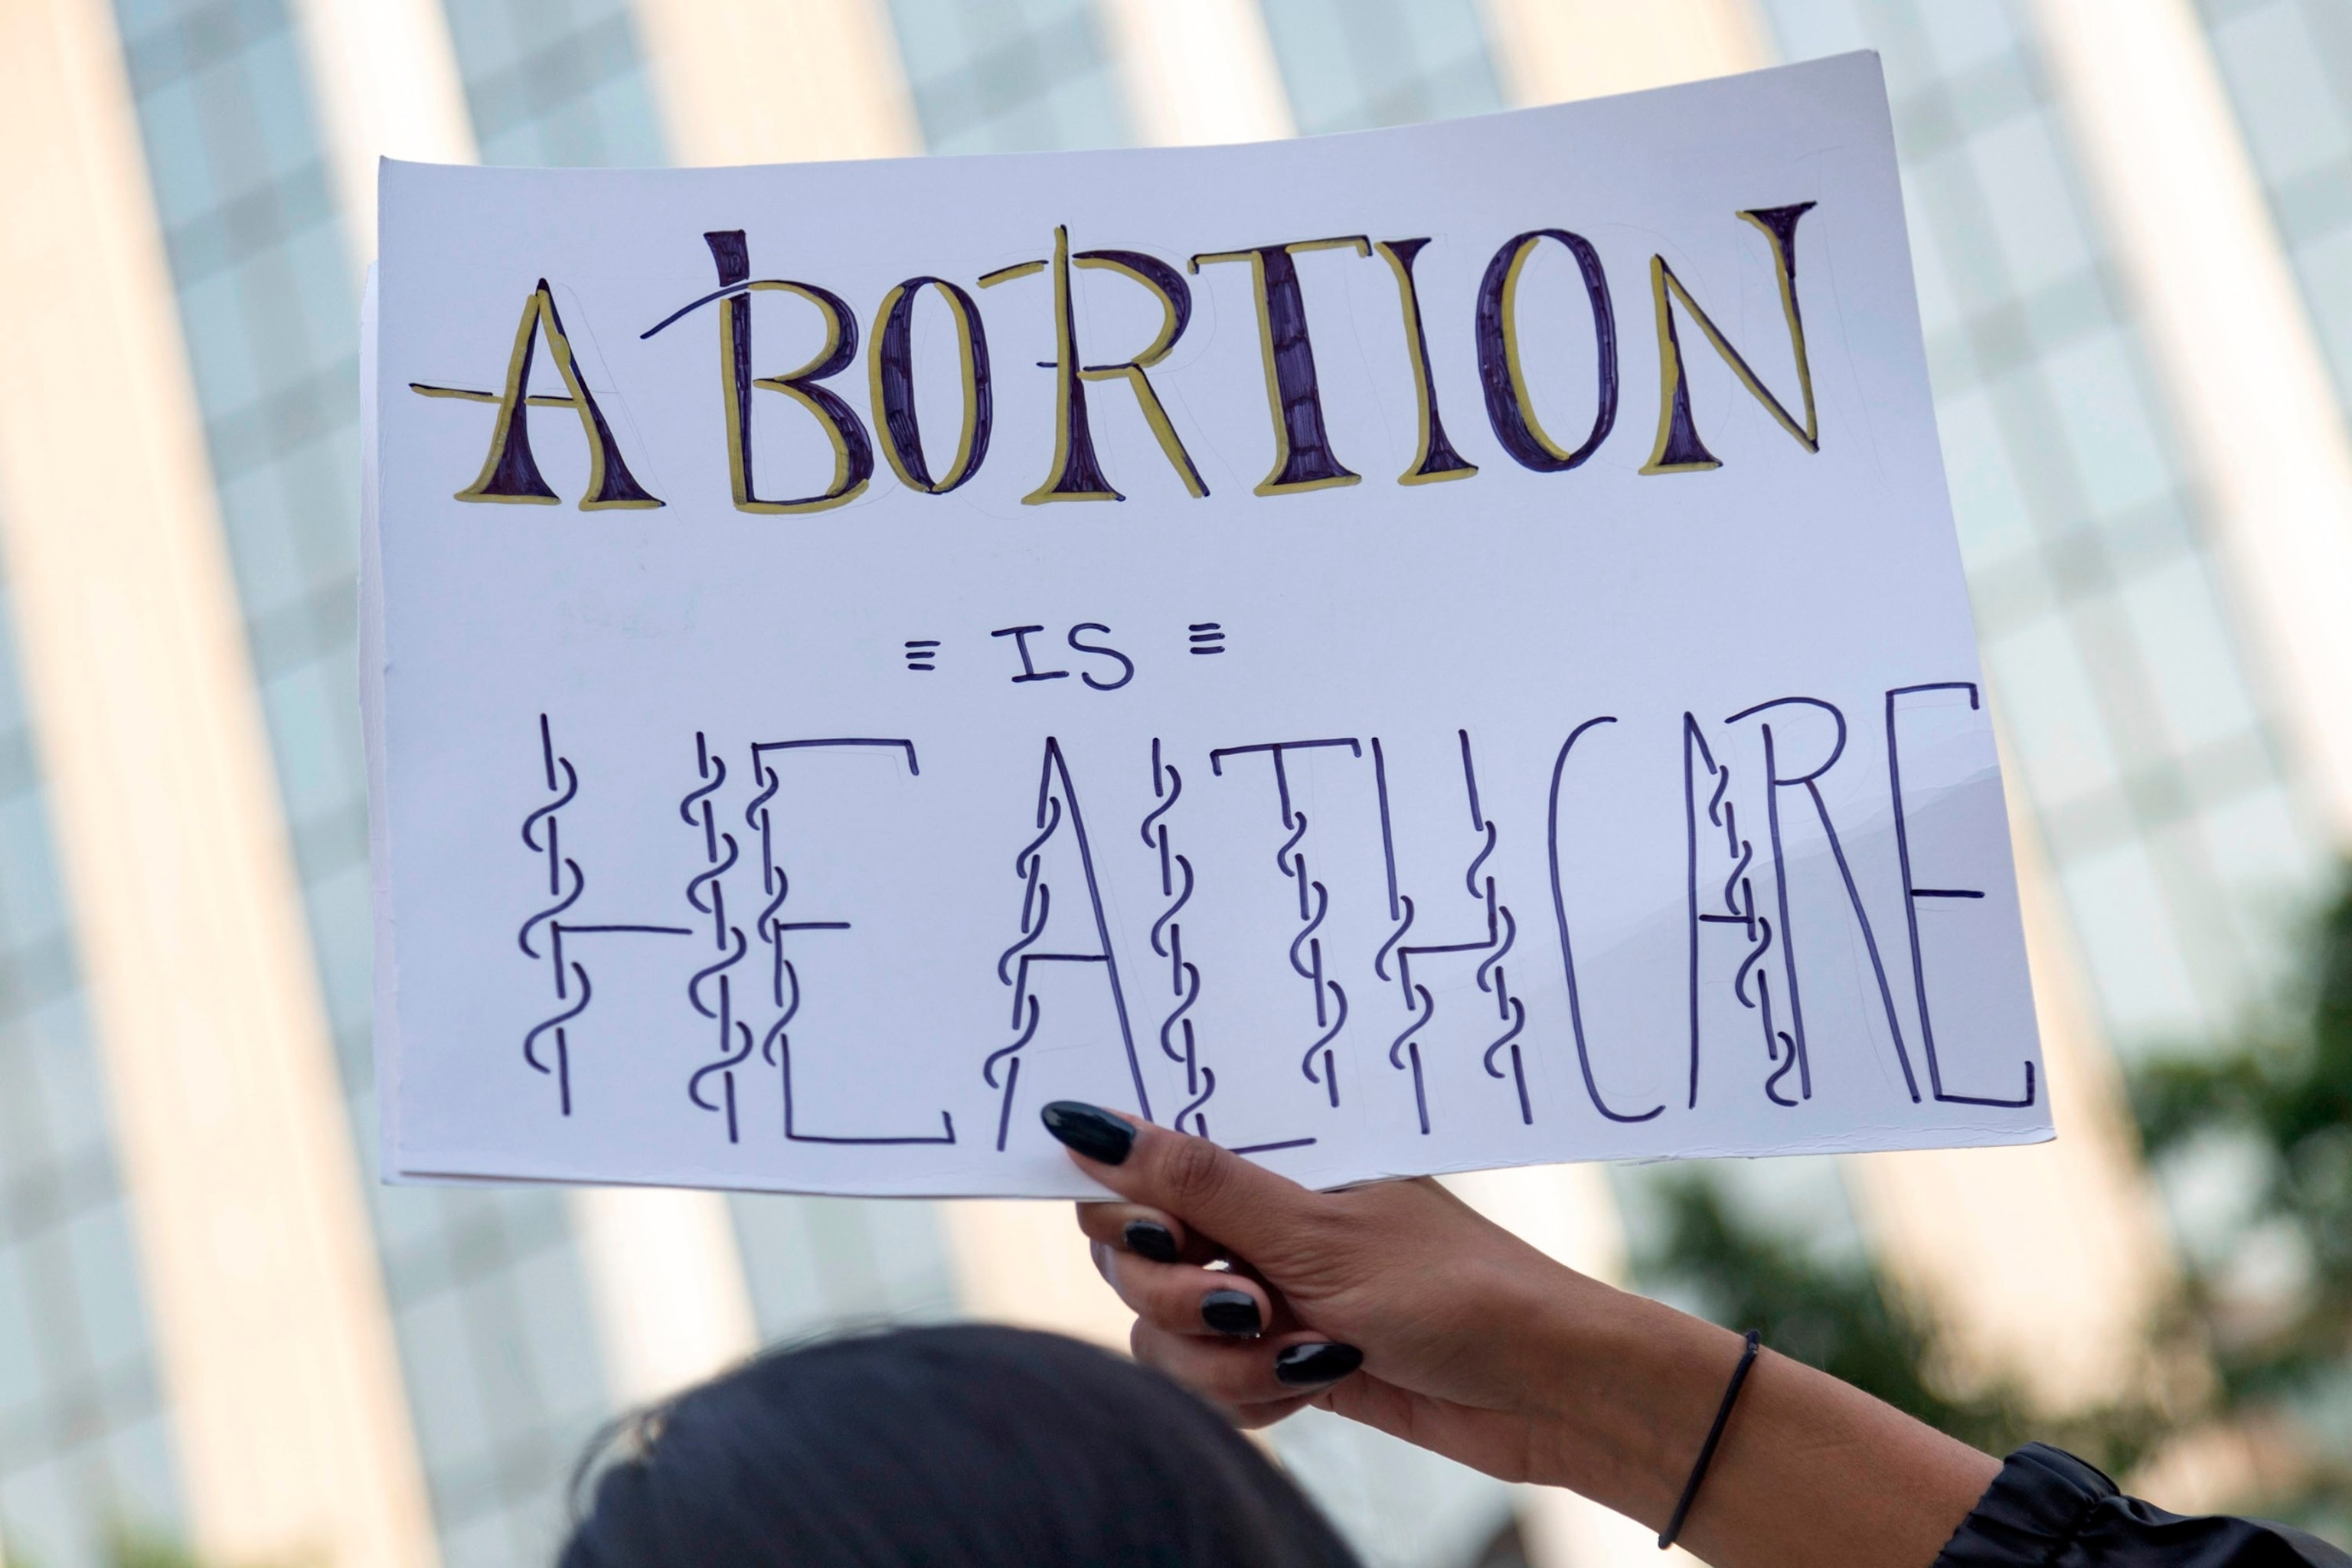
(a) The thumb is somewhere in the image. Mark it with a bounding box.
[1040,1102,1328,1264]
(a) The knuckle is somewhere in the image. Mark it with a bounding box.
[1160,1136,1228,1212]
[1141,1271,1200,1325]
[1134,1325,1187,1374]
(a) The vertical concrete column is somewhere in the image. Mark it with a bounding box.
[1475,0,1769,104]
[1095,0,1295,145]
[570,1184,763,1403]
[0,2,437,1563]
[630,0,921,164]
[285,0,475,269]
[945,1198,1136,1349]
[2030,0,2352,839]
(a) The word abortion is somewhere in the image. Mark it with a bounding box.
[514,682,2033,1162]
[410,204,1820,514]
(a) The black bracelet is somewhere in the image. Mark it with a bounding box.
[1657,1329,1762,1551]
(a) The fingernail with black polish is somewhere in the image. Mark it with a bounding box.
[1124,1220,1180,1264]
[1040,1102,1136,1165]
[1274,1342,1364,1387]
[1200,1289,1263,1338]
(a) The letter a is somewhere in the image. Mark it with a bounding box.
[444,280,662,509]
[982,737,1150,1148]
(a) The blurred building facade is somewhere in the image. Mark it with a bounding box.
[0,1,2345,1566]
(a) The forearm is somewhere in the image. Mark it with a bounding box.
[1519,1278,1998,1568]
[1051,1119,2002,1566]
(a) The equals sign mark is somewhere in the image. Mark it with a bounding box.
[904,639,939,672]
[1188,622,1227,655]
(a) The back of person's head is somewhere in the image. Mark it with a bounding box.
[559,1321,1363,1567]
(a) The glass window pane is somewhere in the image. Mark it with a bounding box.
[1967,111,2096,299]
[2115,555,2265,756]
[2210,3,2348,182]
[2042,332,2172,520]
[1984,616,2122,805]
[1257,0,1501,136]
[2060,840,2210,1040]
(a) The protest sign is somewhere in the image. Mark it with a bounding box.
[365,51,2050,1197]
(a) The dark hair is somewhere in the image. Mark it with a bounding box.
[558,1323,1362,1568]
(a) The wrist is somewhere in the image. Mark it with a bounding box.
[1514,1272,1749,1524]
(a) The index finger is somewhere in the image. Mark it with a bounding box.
[1040,1101,1329,1264]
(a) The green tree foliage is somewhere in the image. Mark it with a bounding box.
[1635,1171,2164,1476]
[0,1523,307,1568]
[0,1529,207,1568]
[1639,875,2352,1539]
[2130,877,2352,1527]
[106,1534,206,1568]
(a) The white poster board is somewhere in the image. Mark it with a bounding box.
[365,51,2051,1198]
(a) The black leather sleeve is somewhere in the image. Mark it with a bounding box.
[1935,1445,2348,1567]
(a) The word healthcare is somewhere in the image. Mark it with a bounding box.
[366,51,2053,1199]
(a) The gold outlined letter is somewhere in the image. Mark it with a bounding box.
[633,232,874,514]
[1073,250,1207,498]
[1642,203,1819,475]
[868,276,993,495]
[413,279,662,509]
[1190,236,1370,496]
[1375,238,1478,485]
[707,231,872,513]
[1473,229,1618,475]
[981,227,1206,504]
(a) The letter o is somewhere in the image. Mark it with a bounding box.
[1475,230,1618,473]
[869,276,994,494]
